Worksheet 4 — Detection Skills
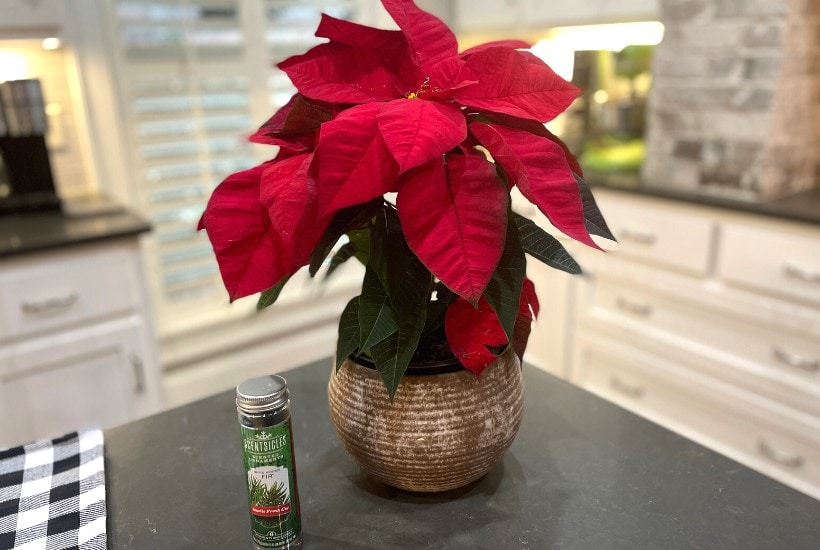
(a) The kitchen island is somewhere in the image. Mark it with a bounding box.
[105,359,820,549]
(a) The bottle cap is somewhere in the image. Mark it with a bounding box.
[236,375,289,414]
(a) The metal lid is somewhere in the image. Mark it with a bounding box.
[236,375,289,413]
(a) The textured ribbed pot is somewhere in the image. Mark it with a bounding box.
[327,347,523,492]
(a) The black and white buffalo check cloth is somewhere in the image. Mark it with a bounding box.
[0,429,106,550]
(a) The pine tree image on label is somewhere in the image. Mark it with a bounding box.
[248,466,291,516]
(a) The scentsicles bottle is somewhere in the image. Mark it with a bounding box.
[236,375,302,550]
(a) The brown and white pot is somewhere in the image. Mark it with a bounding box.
[327,347,523,492]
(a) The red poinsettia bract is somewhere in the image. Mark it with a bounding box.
[199,0,608,381]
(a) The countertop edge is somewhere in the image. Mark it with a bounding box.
[0,210,152,259]
[588,178,820,226]
[586,173,820,225]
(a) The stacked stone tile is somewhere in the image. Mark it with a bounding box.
[643,0,819,200]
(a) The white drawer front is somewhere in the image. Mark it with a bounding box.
[0,248,141,343]
[598,197,716,275]
[578,280,820,415]
[575,335,820,500]
[718,222,820,305]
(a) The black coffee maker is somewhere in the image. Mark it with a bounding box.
[0,78,61,214]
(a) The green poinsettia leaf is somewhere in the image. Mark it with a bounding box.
[308,199,381,276]
[513,212,582,275]
[348,229,371,264]
[256,276,290,311]
[371,302,428,401]
[335,296,360,371]
[358,266,399,351]
[575,174,616,241]
[383,209,432,318]
[368,207,432,318]
[390,254,432,318]
[368,209,391,290]
[484,212,526,344]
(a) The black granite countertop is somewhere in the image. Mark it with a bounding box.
[106,359,820,549]
[0,199,150,258]
[589,173,820,226]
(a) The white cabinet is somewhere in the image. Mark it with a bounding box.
[0,318,153,444]
[560,189,820,499]
[574,332,820,497]
[0,238,162,447]
[0,246,141,344]
[717,222,820,306]
[522,258,574,378]
[599,198,716,275]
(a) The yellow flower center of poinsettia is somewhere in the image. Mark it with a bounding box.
[405,77,433,99]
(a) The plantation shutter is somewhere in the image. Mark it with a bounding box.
[108,0,366,331]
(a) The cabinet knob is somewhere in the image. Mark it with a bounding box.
[609,376,645,399]
[616,297,653,317]
[772,346,819,373]
[782,263,820,284]
[758,440,804,469]
[130,353,146,394]
[20,291,79,314]
[619,228,657,245]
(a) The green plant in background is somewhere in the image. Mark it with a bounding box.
[580,137,646,174]
[615,45,654,81]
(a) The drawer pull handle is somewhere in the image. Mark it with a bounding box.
[783,263,820,284]
[620,228,657,245]
[609,376,645,398]
[616,297,653,317]
[758,440,804,468]
[772,346,819,372]
[130,353,146,394]
[20,292,79,314]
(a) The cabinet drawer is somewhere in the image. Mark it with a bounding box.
[579,280,820,414]
[717,222,820,305]
[575,335,820,499]
[599,198,715,275]
[0,246,141,343]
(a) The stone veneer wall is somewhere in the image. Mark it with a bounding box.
[642,0,819,200]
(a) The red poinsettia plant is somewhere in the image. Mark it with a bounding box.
[199,0,613,398]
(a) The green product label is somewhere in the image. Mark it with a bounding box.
[240,420,301,548]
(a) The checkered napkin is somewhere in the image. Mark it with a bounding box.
[0,430,106,550]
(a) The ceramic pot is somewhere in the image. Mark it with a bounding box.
[327,347,523,492]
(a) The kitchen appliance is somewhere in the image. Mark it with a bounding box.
[0,78,61,214]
